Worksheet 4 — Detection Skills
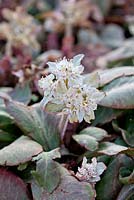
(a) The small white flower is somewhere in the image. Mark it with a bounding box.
[38,74,55,91]
[62,84,104,123]
[76,157,106,183]
[38,74,55,106]
[47,54,84,86]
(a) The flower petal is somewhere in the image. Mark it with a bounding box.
[73,54,84,66]
[96,162,107,175]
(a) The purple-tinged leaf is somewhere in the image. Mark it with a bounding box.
[98,142,128,156]
[99,67,134,87]
[73,134,98,151]
[99,76,134,109]
[0,136,43,166]
[32,149,61,193]
[79,127,108,141]
[9,82,32,105]
[4,100,61,150]
[0,168,32,200]
[96,155,134,200]
[116,184,134,200]
[32,164,96,200]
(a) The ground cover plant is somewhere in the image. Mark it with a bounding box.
[0,0,134,200]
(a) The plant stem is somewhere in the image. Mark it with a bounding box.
[59,113,69,141]
[5,41,12,57]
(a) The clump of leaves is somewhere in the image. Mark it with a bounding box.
[0,52,134,200]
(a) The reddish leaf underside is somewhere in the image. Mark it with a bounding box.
[0,168,32,200]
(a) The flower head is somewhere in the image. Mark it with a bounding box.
[76,157,106,183]
[63,84,104,123]
[47,54,84,86]
[0,7,40,51]
[59,0,95,26]
[38,74,56,106]
[38,54,104,123]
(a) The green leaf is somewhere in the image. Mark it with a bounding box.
[0,168,32,200]
[9,82,32,105]
[84,71,100,88]
[98,142,128,156]
[92,106,124,126]
[112,112,134,147]
[73,127,108,151]
[0,87,12,105]
[99,67,134,87]
[79,127,108,141]
[32,164,96,200]
[100,24,125,48]
[45,102,64,112]
[97,40,134,68]
[17,163,28,171]
[0,106,14,128]
[0,91,14,129]
[96,155,134,200]
[92,0,112,16]
[119,168,134,184]
[118,128,134,147]
[116,184,134,200]
[99,76,134,109]
[73,134,98,151]
[0,129,17,142]
[0,136,43,166]
[34,104,61,150]
[32,149,61,193]
[4,100,61,150]
[123,113,134,145]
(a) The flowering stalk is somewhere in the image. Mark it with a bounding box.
[60,0,75,55]
[59,113,69,141]
[5,40,12,57]
[38,54,104,124]
[0,7,40,56]
[76,157,106,184]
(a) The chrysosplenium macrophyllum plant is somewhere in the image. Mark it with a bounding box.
[38,54,104,123]
[0,7,40,55]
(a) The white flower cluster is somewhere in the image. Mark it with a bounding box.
[0,7,40,51]
[76,157,106,183]
[38,54,104,123]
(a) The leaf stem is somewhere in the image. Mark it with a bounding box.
[60,114,69,141]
